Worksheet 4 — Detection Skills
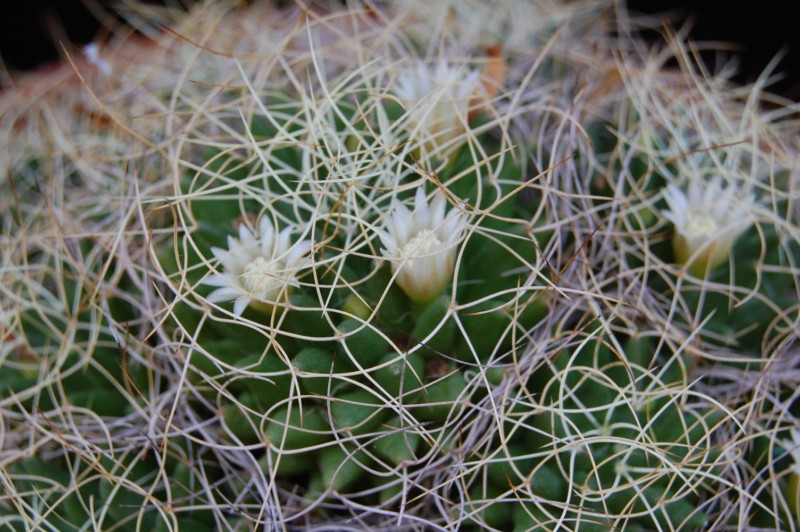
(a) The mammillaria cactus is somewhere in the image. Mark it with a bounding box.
[1,1,799,530]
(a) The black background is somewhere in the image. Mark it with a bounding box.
[627,0,800,101]
[1,0,102,70]
[1,0,799,100]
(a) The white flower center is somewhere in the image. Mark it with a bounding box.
[401,229,442,262]
[684,214,718,239]
[241,256,282,294]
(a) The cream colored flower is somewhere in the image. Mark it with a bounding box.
[395,61,481,161]
[203,217,311,316]
[378,188,468,302]
[661,177,754,276]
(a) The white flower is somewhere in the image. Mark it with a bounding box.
[378,188,469,302]
[661,177,754,276]
[395,61,481,161]
[203,217,311,316]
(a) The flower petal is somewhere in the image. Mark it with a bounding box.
[260,216,277,252]
[430,190,446,225]
[239,223,256,245]
[233,296,250,317]
[207,285,242,303]
[286,239,312,266]
[275,227,292,257]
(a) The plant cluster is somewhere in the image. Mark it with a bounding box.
[1,1,800,530]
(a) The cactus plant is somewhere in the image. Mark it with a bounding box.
[2,1,800,529]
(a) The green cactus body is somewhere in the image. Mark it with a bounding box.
[259,448,317,477]
[330,389,389,435]
[338,319,392,369]
[371,420,422,466]
[465,483,512,529]
[410,295,456,358]
[417,367,468,421]
[234,353,293,407]
[221,394,261,443]
[291,347,338,396]
[264,404,329,450]
[319,444,371,493]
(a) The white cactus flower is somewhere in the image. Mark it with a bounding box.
[661,177,754,276]
[378,188,469,302]
[203,217,311,316]
[394,61,481,161]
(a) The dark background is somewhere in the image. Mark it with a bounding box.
[1,0,799,100]
[627,0,800,101]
